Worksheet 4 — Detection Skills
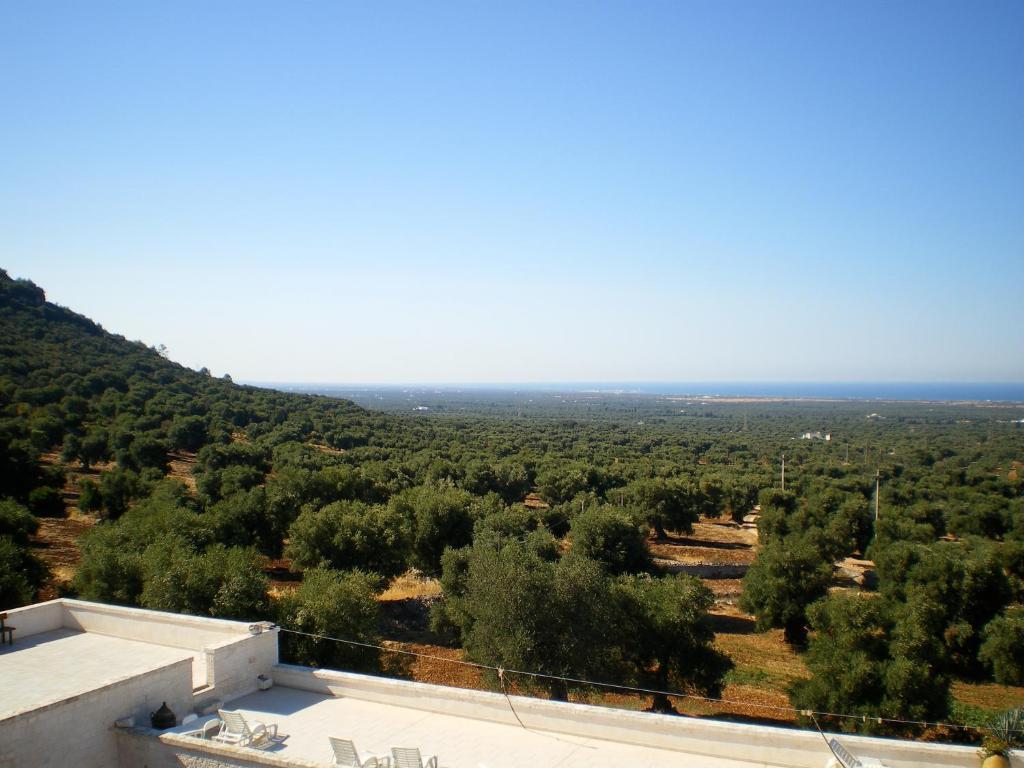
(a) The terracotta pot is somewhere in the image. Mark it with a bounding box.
[981,755,1010,768]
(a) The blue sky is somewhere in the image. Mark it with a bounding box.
[2,1,1021,383]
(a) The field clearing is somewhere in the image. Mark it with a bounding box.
[951,680,1024,713]
[380,571,442,601]
[650,521,756,567]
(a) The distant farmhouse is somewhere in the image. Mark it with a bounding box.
[800,431,831,441]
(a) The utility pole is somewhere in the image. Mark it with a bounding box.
[874,469,880,523]
[781,453,786,491]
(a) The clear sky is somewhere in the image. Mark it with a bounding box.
[2,1,1022,384]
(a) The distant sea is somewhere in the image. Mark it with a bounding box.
[575,382,1024,402]
[265,381,1024,403]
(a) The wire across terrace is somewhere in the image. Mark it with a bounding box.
[276,627,1018,738]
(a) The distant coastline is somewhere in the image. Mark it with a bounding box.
[251,381,1024,404]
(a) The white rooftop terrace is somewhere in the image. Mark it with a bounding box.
[0,628,196,720]
[170,685,752,768]
[1,600,1010,768]
[144,662,987,768]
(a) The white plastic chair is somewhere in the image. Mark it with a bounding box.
[391,747,438,768]
[331,737,390,768]
[213,709,278,747]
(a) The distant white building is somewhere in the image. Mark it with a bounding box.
[800,431,831,441]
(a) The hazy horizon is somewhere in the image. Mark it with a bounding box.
[258,380,1024,403]
[3,2,1022,383]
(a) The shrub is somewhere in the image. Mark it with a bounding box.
[0,498,38,545]
[0,535,46,609]
[77,479,103,512]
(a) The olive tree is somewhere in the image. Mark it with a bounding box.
[739,534,833,646]
[275,568,381,672]
[286,500,409,579]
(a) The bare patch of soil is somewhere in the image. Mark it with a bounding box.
[523,493,549,510]
[377,571,445,645]
[309,443,346,456]
[167,450,197,491]
[29,512,96,599]
[650,522,756,566]
[381,641,486,691]
[952,680,1024,712]
[715,627,810,696]
[705,578,744,599]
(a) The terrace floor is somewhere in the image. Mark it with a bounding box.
[0,629,201,719]
[177,686,766,768]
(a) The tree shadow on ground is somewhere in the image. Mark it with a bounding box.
[707,613,756,634]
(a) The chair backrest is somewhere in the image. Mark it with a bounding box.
[392,747,424,768]
[218,710,251,737]
[330,737,361,767]
[828,738,863,768]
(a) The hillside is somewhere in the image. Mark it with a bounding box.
[0,267,381,602]
[0,268,371,466]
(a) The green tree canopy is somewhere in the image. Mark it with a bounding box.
[791,592,949,734]
[139,540,268,620]
[275,567,381,672]
[615,573,731,712]
[390,484,474,575]
[569,505,652,575]
[739,534,833,646]
[286,500,409,579]
[980,605,1024,685]
[442,539,626,700]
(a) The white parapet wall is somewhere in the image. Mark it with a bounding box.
[1,598,64,637]
[63,599,254,648]
[6,598,257,647]
[273,664,1012,768]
